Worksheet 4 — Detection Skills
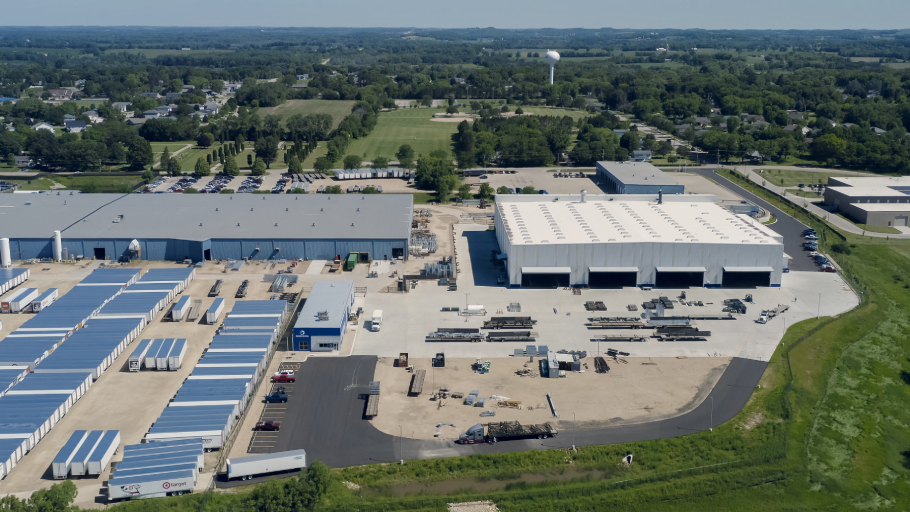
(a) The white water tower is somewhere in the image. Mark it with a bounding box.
[545,50,560,85]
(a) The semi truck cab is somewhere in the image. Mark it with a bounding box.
[371,310,383,332]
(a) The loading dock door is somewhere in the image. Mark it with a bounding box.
[521,267,571,288]
[588,267,638,289]
[655,267,706,288]
[722,267,773,288]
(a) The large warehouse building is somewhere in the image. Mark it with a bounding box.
[595,161,684,195]
[823,176,910,227]
[0,193,413,263]
[494,192,786,288]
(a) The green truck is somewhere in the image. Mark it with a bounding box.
[345,253,357,271]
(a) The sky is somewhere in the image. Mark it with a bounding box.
[4,0,910,30]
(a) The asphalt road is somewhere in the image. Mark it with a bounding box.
[689,168,815,272]
[217,354,766,487]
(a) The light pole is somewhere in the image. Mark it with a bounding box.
[572,412,576,451]
[817,292,820,319]
[399,425,404,465]
[709,396,714,432]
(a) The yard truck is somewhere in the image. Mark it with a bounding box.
[226,449,307,481]
[371,310,382,332]
[458,421,557,444]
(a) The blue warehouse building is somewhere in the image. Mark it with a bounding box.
[0,193,413,263]
[293,280,355,352]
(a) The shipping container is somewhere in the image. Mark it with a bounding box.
[206,299,224,324]
[167,339,187,370]
[227,449,307,480]
[86,430,120,475]
[171,296,191,321]
[52,430,88,479]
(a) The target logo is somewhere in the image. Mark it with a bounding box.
[162,481,187,490]
[163,482,171,489]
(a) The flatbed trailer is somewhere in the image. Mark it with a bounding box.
[208,280,223,297]
[458,421,557,444]
[486,331,538,342]
[482,316,537,330]
[599,335,649,342]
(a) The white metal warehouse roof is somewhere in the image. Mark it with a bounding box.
[826,176,910,198]
[0,193,413,241]
[496,194,783,247]
[596,161,680,187]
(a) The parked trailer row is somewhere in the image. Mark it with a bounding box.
[133,338,187,371]
[69,430,120,476]
[0,267,29,296]
[1,287,39,313]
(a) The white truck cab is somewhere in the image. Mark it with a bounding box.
[371,310,383,332]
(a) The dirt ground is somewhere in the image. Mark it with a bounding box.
[370,356,731,440]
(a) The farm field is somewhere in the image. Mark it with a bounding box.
[346,107,458,161]
[257,100,357,130]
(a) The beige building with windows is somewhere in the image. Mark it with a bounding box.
[823,176,910,227]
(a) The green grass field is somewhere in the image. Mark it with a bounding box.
[346,107,459,161]
[755,168,870,188]
[257,100,357,130]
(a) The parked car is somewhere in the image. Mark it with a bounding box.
[255,421,281,431]
[821,266,837,273]
[264,391,288,403]
[272,370,296,383]
[804,235,818,240]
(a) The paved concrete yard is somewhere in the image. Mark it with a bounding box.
[352,224,859,361]
[371,356,731,440]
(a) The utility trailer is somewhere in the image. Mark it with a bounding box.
[226,449,307,481]
[458,421,557,444]
[408,369,426,396]
[108,470,195,500]
[206,298,224,324]
[653,326,711,341]
[128,339,152,371]
[598,335,649,342]
[426,331,485,342]
[208,280,223,297]
[171,296,191,322]
[486,331,538,342]
[482,316,537,329]
[86,430,120,475]
[586,317,649,329]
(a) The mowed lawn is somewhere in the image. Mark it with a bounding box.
[346,108,458,160]
[257,100,357,130]
[755,168,873,188]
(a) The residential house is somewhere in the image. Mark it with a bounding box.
[203,102,220,115]
[74,79,86,87]
[32,122,55,133]
[451,77,466,85]
[693,116,711,127]
[631,150,653,162]
[140,92,161,99]
[873,127,887,135]
[842,123,856,128]
[225,83,241,92]
[126,117,147,126]
[752,119,771,129]
[48,89,74,100]
[63,114,76,121]
[14,156,32,167]
[181,85,196,94]
[674,124,692,134]
[64,120,87,133]
[613,129,628,137]
[787,111,804,121]
[784,124,811,135]
[296,74,310,81]
[165,92,181,102]
[142,110,161,119]
[156,105,173,115]
[82,110,103,123]
[201,89,213,96]
[111,102,131,113]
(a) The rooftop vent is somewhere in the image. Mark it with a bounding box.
[317,311,329,321]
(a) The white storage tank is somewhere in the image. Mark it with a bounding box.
[0,238,10,268]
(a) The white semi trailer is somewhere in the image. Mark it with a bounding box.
[226,449,307,481]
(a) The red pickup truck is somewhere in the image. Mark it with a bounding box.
[272,370,296,383]
[255,421,281,431]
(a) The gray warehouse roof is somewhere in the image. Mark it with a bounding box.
[1,193,414,241]
[596,161,680,187]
